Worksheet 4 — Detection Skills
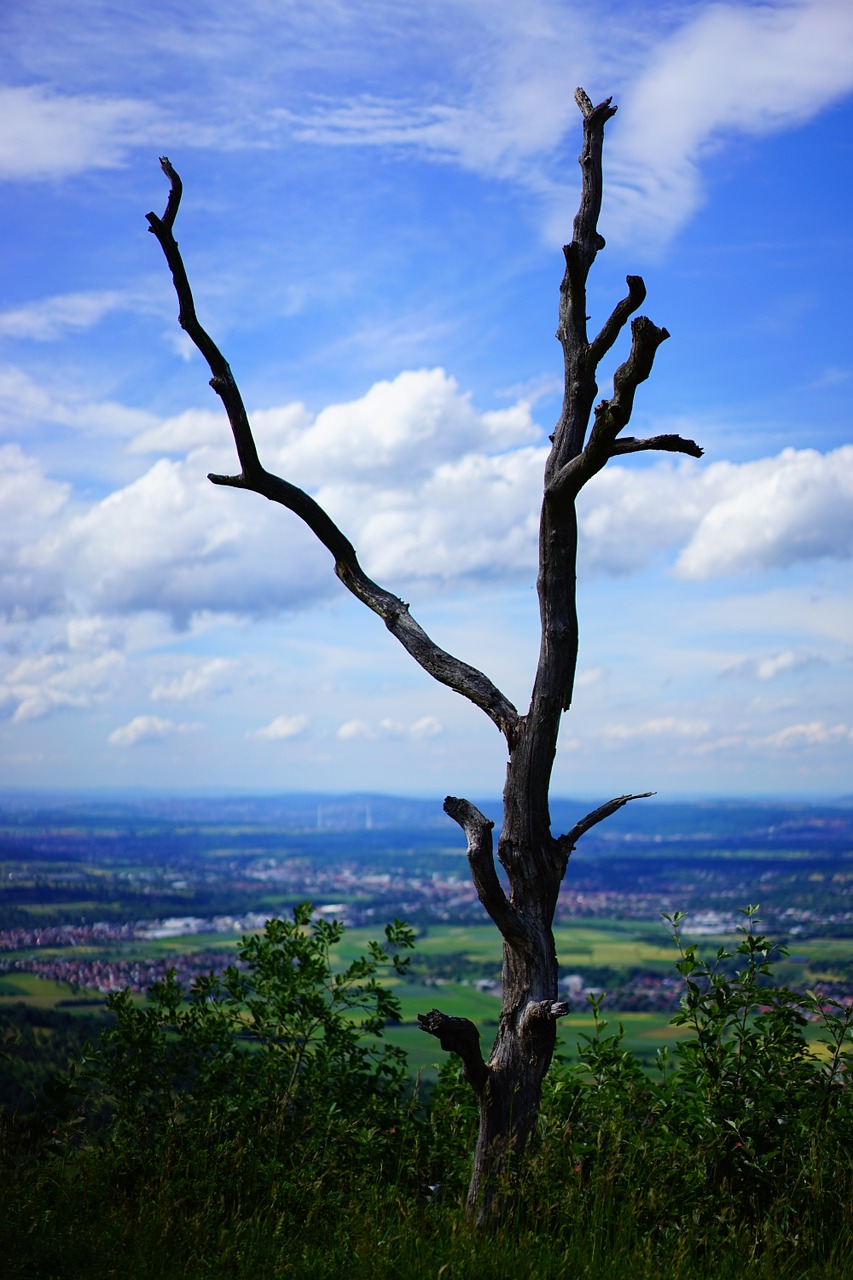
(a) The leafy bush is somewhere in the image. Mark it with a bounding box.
[2,905,852,1279]
[93,905,413,1132]
[524,906,853,1262]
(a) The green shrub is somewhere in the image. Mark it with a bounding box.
[2,905,852,1279]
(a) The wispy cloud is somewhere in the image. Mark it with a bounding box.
[721,650,823,681]
[150,659,232,702]
[1,649,124,722]
[0,85,162,181]
[604,0,853,247]
[337,715,443,741]
[763,720,853,749]
[0,290,130,341]
[602,717,711,742]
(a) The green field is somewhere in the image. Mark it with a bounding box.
[0,972,102,1010]
[4,916,851,1081]
[334,918,676,969]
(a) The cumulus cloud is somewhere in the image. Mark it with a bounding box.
[578,445,853,581]
[250,713,309,740]
[1,649,124,722]
[0,365,159,440]
[265,368,540,487]
[337,719,373,741]
[107,714,198,747]
[0,444,69,620]
[410,714,443,739]
[674,447,853,578]
[6,367,853,637]
[575,666,607,688]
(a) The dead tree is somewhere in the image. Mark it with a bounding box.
[146,89,702,1226]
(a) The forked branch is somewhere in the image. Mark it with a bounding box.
[146,159,519,744]
[555,791,654,875]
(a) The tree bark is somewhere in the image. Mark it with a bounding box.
[146,88,703,1229]
[419,91,701,1225]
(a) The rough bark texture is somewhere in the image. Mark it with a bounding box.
[147,89,702,1228]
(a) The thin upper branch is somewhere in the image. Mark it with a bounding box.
[147,159,519,744]
[555,791,654,875]
[444,797,525,943]
[549,315,680,498]
[610,434,703,459]
[588,275,646,366]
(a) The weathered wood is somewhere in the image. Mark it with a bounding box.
[148,88,703,1228]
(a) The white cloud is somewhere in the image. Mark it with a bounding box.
[575,666,607,688]
[763,720,853,749]
[0,290,129,341]
[128,406,298,456]
[268,368,539,487]
[1,648,124,722]
[0,444,69,620]
[602,716,711,742]
[0,85,160,181]
[575,445,853,580]
[264,1,853,250]
[605,0,853,247]
[107,714,198,747]
[150,659,232,701]
[337,718,373,741]
[0,365,159,439]
[276,0,599,186]
[676,446,853,579]
[410,714,443,739]
[251,713,309,740]
[722,650,822,681]
[336,714,442,741]
[6,369,853,638]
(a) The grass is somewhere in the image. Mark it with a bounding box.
[0,973,98,1008]
[3,908,853,1280]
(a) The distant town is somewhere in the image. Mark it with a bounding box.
[1,792,852,1013]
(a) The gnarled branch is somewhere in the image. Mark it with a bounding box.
[147,158,519,745]
[444,797,526,944]
[418,1009,489,1094]
[550,316,674,498]
[610,434,704,459]
[588,274,646,366]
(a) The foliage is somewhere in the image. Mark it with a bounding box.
[530,906,853,1258]
[0,1004,107,1114]
[88,904,416,1164]
[2,907,852,1278]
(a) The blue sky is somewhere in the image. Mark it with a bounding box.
[1,0,852,800]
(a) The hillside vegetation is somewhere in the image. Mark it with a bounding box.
[2,906,852,1279]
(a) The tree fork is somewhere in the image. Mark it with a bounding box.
[148,89,703,1229]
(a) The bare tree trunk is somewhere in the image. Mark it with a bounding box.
[418,92,702,1224]
[146,88,702,1229]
